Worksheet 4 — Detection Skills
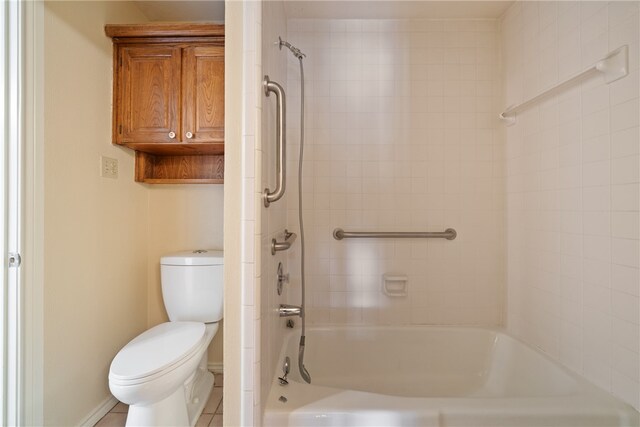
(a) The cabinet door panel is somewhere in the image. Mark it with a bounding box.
[182,46,224,142]
[119,46,181,143]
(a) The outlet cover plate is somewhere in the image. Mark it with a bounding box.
[101,156,118,179]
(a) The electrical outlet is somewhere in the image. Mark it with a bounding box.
[100,156,118,179]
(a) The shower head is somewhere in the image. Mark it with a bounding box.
[277,36,306,59]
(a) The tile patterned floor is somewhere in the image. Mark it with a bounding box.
[94,373,223,427]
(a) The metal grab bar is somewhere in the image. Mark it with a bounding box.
[333,228,457,241]
[272,229,297,255]
[263,75,287,207]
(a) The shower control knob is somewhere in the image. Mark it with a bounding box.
[277,262,288,296]
[186,132,193,139]
[168,131,176,139]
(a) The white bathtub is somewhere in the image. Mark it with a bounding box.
[264,326,639,427]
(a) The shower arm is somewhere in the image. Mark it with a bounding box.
[278,36,306,59]
[263,75,286,207]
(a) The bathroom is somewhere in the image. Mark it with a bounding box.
[249,0,640,426]
[1,0,638,426]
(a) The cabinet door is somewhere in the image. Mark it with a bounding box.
[182,46,224,143]
[117,46,181,144]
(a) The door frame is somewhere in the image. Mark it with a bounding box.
[22,0,45,424]
[1,1,45,425]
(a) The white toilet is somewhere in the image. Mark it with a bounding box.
[109,250,223,427]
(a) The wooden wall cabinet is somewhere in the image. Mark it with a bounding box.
[105,24,225,183]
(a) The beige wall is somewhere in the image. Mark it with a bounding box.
[43,2,149,425]
[44,2,226,425]
[146,186,224,365]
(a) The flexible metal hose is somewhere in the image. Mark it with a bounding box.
[297,55,311,384]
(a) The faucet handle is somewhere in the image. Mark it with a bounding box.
[277,262,289,296]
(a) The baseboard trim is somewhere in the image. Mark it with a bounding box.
[78,395,118,427]
[208,362,224,373]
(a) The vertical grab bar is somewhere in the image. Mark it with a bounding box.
[263,75,286,207]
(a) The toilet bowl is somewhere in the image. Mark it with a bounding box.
[108,250,223,427]
[109,322,218,425]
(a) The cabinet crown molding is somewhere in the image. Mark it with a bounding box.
[105,23,224,39]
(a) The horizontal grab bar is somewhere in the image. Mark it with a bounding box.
[333,228,457,241]
[272,229,297,255]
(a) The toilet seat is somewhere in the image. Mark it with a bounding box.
[110,322,205,385]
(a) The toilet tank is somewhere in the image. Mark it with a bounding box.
[160,250,224,323]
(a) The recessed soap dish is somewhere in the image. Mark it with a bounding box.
[382,274,408,297]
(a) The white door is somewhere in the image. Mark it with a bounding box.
[1,1,23,425]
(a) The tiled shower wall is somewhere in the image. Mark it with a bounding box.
[240,1,260,424]
[285,19,505,326]
[502,1,640,410]
[259,0,289,421]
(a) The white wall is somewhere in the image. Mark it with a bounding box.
[227,0,265,424]
[222,0,245,424]
[43,2,149,425]
[502,1,640,410]
[286,18,505,326]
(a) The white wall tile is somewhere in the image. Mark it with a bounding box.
[259,2,290,423]
[612,290,640,324]
[611,127,640,158]
[286,17,504,327]
[613,316,640,351]
[502,0,640,410]
[612,264,640,296]
[612,211,640,240]
[612,183,639,212]
[611,98,640,132]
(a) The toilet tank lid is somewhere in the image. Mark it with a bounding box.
[161,250,223,266]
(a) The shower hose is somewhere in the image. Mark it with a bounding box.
[297,55,311,384]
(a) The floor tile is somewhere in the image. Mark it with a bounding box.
[94,413,127,427]
[195,413,213,427]
[110,402,128,413]
[203,386,223,414]
[95,370,223,427]
[210,414,223,426]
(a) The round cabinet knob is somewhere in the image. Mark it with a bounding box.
[168,131,176,139]
[186,132,193,139]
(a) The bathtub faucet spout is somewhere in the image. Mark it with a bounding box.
[279,304,302,317]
